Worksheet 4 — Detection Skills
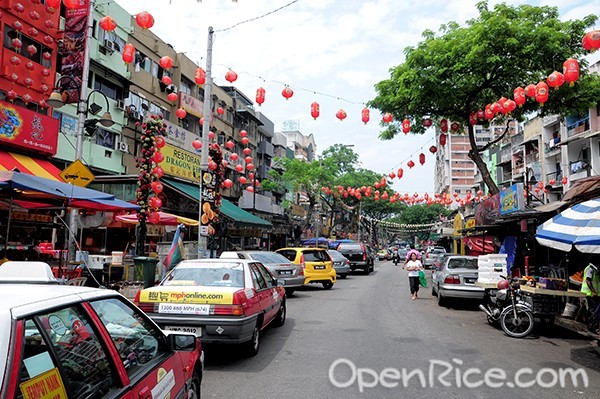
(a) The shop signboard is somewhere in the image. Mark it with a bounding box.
[475,193,500,225]
[162,120,200,151]
[180,93,204,118]
[499,183,524,215]
[0,101,59,155]
[159,144,201,182]
[453,214,463,238]
[200,169,218,237]
[60,0,90,104]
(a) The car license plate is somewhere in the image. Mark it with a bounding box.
[314,265,325,270]
[164,326,202,337]
[280,270,293,275]
[464,278,475,284]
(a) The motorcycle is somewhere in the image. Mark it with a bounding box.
[392,252,400,266]
[479,277,534,338]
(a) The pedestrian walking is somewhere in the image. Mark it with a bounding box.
[405,252,423,300]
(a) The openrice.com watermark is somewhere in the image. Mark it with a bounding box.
[329,358,589,392]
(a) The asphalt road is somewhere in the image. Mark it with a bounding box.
[201,260,600,399]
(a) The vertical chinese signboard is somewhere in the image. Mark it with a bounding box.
[60,0,90,103]
[200,170,218,237]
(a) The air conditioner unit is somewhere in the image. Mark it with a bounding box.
[117,141,129,153]
[103,39,116,53]
[116,100,125,110]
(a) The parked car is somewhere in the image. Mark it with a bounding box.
[275,247,336,289]
[424,247,447,269]
[431,255,484,307]
[377,249,390,261]
[220,250,304,296]
[432,252,457,271]
[0,261,203,399]
[336,242,374,274]
[136,258,286,356]
[327,249,351,279]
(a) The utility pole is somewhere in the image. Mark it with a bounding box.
[67,0,95,261]
[198,27,214,258]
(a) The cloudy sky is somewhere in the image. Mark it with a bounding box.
[114,0,600,195]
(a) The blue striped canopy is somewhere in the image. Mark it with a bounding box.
[536,198,600,254]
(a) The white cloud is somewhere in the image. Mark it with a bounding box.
[115,0,600,195]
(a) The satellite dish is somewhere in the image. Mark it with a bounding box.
[77,211,106,228]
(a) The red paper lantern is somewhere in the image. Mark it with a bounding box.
[547,71,565,89]
[11,38,23,50]
[28,27,39,37]
[450,122,460,132]
[549,179,556,185]
[167,92,178,102]
[336,109,347,121]
[230,153,239,161]
[175,108,186,119]
[64,0,79,9]
[136,11,155,29]
[561,176,568,185]
[513,87,526,107]
[382,113,393,123]
[484,106,494,120]
[419,153,426,165]
[402,119,410,134]
[389,172,396,179]
[423,118,433,127]
[46,0,60,10]
[26,45,37,56]
[235,164,243,173]
[524,84,536,98]
[239,176,247,184]
[582,31,600,51]
[246,163,254,171]
[225,140,234,150]
[159,56,174,70]
[153,151,164,163]
[151,181,163,194]
[208,131,215,140]
[244,156,253,164]
[216,107,224,115]
[148,212,160,224]
[490,101,502,114]
[99,16,117,31]
[440,119,448,133]
[6,90,17,101]
[241,137,249,146]
[223,179,233,189]
[153,167,164,178]
[469,112,477,125]
[476,109,485,120]
[407,160,415,169]
[194,68,206,85]
[225,70,238,83]
[240,130,248,137]
[563,58,579,86]
[439,133,447,146]
[361,108,370,124]
[429,145,438,154]
[535,81,549,105]
[161,76,172,86]
[192,139,202,150]
[311,102,320,120]
[122,43,135,64]
[155,136,166,149]
[150,196,162,209]
[397,168,403,179]
[29,11,41,21]
[256,87,265,106]
[503,99,517,114]
[13,21,23,32]
[282,86,294,100]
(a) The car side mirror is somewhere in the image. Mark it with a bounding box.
[168,333,197,352]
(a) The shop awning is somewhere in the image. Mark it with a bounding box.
[0,151,63,181]
[162,178,271,227]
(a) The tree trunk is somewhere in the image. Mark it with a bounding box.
[467,124,500,195]
[136,221,147,256]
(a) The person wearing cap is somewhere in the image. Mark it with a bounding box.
[581,263,600,334]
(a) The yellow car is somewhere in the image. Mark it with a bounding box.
[275,247,336,289]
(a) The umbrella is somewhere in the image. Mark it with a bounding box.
[536,197,600,254]
[116,211,199,226]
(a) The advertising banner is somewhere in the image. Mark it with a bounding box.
[0,101,59,155]
[475,193,500,225]
[162,120,200,151]
[500,183,525,215]
[60,0,90,103]
[200,169,218,237]
[159,144,201,182]
[180,93,204,118]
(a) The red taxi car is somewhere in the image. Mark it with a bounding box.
[0,262,203,399]
[135,259,286,356]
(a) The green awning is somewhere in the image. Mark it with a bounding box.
[162,178,271,227]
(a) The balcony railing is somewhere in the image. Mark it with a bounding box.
[567,117,590,138]
[524,152,539,164]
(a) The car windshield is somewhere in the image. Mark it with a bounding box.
[250,252,290,264]
[163,262,245,287]
[447,258,478,270]
[432,249,446,254]
[303,250,329,261]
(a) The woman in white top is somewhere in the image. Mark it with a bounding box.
[405,252,424,300]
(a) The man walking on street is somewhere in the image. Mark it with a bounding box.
[581,263,600,335]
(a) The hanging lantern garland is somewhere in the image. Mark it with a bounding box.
[136,115,166,225]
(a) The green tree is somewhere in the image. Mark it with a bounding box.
[368,2,600,194]
[387,204,450,243]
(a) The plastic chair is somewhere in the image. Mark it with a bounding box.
[65,277,87,286]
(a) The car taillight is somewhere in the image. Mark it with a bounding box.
[444,275,460,284]
[213,290,247,316]
[345,260,350,266]
[133,290,141,305]
[298,264,304,276]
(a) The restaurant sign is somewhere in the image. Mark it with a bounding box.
[159,144,201,182]
[180,93,204,118]
[499,183,525,215]
[162,120,201,152]
[1,101,59,155]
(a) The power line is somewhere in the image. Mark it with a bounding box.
[216,0,301,33]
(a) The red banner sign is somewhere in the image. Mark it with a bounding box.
[60,0,90,103]
[0,101,59,155]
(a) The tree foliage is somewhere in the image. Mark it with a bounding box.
[368,1,600,194]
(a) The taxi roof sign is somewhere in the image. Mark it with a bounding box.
[60,159,95,187]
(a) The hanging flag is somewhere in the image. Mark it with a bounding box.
[163,223,187,276]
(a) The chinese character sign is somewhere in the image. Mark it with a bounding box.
[0,101,59,155]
